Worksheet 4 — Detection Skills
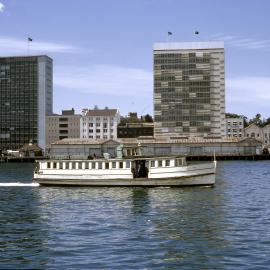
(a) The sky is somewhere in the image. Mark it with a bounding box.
[0,0,270,119]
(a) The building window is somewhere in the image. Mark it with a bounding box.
[112,162,116,168]
[158,160,162,167]
[150,160,155,167]
[165,160,170,167]
[126,161,130,168]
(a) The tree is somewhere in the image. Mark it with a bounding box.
[142,114,153,123]
[248,113,263,127]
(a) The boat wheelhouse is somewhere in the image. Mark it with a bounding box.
[34,156,216,186]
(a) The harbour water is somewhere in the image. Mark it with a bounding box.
[1,161,270,269]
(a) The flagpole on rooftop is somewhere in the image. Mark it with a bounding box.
[27,37,33,55]
[167,31,172,43]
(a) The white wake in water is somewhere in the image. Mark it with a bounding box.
[0,182,40,187]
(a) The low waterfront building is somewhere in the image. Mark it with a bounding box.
[244,124,263,141]
[262,124,270,146]
[48,137,262,159]
[226,117,244,138]
[46,109,81,147]
[80,108,120,140]
[117,123,154,138]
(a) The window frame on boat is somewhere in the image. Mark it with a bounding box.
[45,160,133,170]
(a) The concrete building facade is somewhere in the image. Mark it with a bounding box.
[81,108,120,140]
[46,109,81,147]
[244,123,270,147]
[153,42,225,138]
[244,124,263,141]
[226,117,244,138]
[0,55,52,151]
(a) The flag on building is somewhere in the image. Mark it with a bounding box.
[28,37,33,42]
[195,31,199,35]
[168,32,172,35]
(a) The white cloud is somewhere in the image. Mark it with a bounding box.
[0,36,80,55]
[211,33,270,50]
[226,76,270,117]
[54,65,152,97]
[0,2,4,12]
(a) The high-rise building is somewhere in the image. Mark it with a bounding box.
[46,108,81,147]
[0,55,53,151]
[153,42,225,138]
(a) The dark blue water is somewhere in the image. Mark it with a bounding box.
[1,161,270,269]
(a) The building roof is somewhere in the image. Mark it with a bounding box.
[0,55,52,60]
[244,123,260,130]
[19,143,42,152]
[154,42,224,51]
[51,136,250,146]
[85,109,118,117]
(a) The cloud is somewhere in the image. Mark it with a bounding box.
[211,33,270,50]
[0,36,80,55]
[54,64,152,97]
[0,2,4,12]
[226,76,270,117]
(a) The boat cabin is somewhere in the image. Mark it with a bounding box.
[38,157,187,179]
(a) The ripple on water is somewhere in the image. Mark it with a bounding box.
[1,161,270,269]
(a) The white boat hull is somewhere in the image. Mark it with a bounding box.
[34,173,215,186]
[34,160,216,187]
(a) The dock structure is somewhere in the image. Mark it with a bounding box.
[45,137,264,160]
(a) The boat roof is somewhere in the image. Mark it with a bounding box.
[37,155,187,162]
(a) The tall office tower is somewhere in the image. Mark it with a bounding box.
[0,55,53,151]
[153,42,225,138]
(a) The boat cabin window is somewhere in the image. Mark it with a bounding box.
[53,162,57,169]
[158,160,162,167]
[126,161,131,168]
[47,162,51,169]
[105,162,109,169]
[112,162,116,169]
[150,160,155,167]
[165,160,170,167]
[119,162,123,169]
[175,159,183,166]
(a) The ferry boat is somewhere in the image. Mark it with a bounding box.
[33,156,216,187]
